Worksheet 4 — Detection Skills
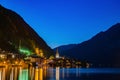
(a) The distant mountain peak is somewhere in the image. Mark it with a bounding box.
[55,23,120,67]
[107,23,120,32]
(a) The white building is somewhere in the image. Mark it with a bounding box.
[56,48,59,58]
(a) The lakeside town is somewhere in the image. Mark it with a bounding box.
[0,48,89,68]
[0,2,120,79]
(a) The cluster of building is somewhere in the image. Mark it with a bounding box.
[0,49,25,67]
[0,46,90,68]
[49,48,90,68]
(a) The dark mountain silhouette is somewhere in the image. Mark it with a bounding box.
[54,44,77,55]
[0,5,54,57]
[55,23,120,67]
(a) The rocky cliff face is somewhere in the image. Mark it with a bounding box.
[0,5,54,57]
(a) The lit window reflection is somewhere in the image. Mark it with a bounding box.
[56,67,60,80]
[39,68,43,80]
[35,68,39,80]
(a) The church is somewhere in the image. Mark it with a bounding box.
[55,48,60,58]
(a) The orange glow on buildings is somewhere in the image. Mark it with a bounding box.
[35,69,39,80]
[39,68,43,80]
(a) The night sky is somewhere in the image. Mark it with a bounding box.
[0,0,120,48]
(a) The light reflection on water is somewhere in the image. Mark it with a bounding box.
[0,67,120,80]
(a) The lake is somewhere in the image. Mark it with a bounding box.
[0,66,120,80]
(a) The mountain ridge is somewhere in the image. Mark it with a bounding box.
[54,23,120,67]
[0,5,54,57]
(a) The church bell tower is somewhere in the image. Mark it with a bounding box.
[56,48,59,58]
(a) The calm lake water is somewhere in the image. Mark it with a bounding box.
[0,66,120,80]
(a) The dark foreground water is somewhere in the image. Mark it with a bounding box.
[0,66,120,80]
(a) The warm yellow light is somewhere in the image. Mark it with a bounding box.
[35,48,39,54]
[15,61,18,64]
[35,69,39,80]
[3,61,6,64]
[56,67,60,80]
[49,56,54,59]
[0,54,5,58]
[39,49,43,57]
[39,68,43,80]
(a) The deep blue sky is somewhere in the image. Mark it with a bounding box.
[0,0,120,48]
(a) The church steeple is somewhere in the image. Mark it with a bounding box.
[56,48,59,58]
